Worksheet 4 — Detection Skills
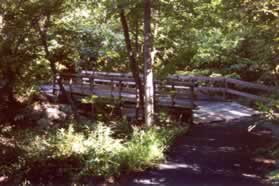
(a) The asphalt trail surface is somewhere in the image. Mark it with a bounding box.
[123,120,274,186]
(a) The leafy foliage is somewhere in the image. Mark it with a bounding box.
[121,126,185,171]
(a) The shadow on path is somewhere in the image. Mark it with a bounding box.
[123,119,274,186]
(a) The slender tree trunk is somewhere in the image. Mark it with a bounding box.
[144,0,154,126]
[2,65,16,104]
[151,6,160,65]
[119,8,144,117]
[134,18,140,58]
[37,15,80,121]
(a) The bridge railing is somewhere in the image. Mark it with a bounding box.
[80,71,279,103]
[56,72,197,108]
[169,75,279,103]
[56,71,278,105]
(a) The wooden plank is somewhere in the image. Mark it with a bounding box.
[160,79,196,87]
[169,75,225,83]
[69,83,137,95]
[81,70,145,79]
[195,87,226,93]
[60,73,126,81]
[171,75,278,95]
[226,78,279,94]
[81,70,134,77]
[226,88,269,102]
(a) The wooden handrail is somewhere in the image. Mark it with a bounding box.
[58,73,197,88]
[226,88,270,102]
[78,71,278,93]
[57,71,278,104]
[226,78,279,93]
[169,75,278,102]
[171,75,278,94]
[80,71,278,92]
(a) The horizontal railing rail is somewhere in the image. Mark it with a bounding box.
[169,75,278,102]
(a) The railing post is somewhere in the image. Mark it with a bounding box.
[110,79,114,99]
[153,81,157,112]
[89,76,93,93]
[119,80,122,102]
[118,80,123,117]
[52,74,56,95]
[223,78,227,101]
[190,85,194,107]
[190,77,196,107]
[69,77,73,96]
[171,83,175,106]
[81,76,84,95]
[89,75,96,120]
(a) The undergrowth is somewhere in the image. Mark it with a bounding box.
[3,120,188,184]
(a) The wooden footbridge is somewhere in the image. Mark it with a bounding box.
[40,71,278,124]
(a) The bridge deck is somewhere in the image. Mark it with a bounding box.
[193,101,259,124]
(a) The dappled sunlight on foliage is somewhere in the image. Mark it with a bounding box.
[257,98,279,121]
[268,169,279,181]
[0,120,188,183]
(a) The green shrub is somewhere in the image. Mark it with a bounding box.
[53,125,89,158]
[121,126,186,171]
[121,128,166,171]
[82,124,124,177]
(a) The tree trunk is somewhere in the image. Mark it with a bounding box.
[119,8,144,117]
[144,0,154,126]
[2,65,16,104]
[134,18,140,58]
[37,15,80,121]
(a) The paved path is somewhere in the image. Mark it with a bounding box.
[122,119,274,186]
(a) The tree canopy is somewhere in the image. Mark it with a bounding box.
[0,0,278,101]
